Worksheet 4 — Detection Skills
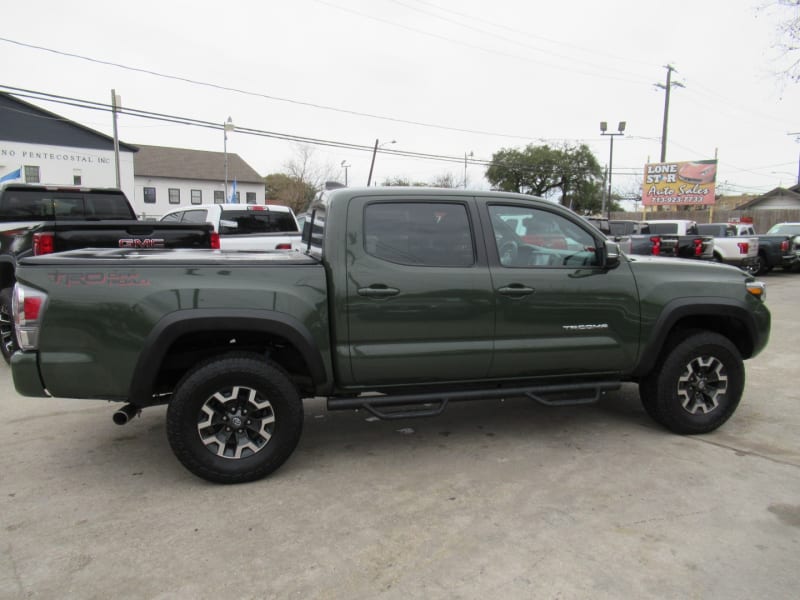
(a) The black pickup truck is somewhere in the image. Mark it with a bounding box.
[0,183,219,361]
[753,222,800,275]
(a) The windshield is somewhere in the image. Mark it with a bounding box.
[766,223,800,236]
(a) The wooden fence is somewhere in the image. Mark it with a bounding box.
[608,209,800,235]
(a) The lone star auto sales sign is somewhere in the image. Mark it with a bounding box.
[642,159,717,206]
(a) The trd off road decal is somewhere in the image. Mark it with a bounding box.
[47,271,151,287]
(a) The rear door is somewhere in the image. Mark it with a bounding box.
[343,194,495,386]
[482,200,641,378]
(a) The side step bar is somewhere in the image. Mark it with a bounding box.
[326,381,620,421]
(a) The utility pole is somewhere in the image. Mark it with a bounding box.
[656,65,684,162]
[111,89,121,189]
[790,132,800,185]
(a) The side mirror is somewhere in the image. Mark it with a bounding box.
[604,239,621,269]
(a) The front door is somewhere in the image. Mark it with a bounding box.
[483,201,641,378]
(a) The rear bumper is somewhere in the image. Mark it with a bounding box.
[10,351,49,397]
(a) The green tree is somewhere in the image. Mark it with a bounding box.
[486,144,603,207]
[485,145,562,196]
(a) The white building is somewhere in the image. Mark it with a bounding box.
[0,92,265,219]
[133,145,264,219]
[0,91,136,196]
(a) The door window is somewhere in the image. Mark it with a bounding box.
[488,205,599,268]
[364,202,474,267]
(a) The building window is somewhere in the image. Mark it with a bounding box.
[73,175,82,185]
[144,187,156,204]
[24,166,40,183]
[234,192,240,203]
[191,189,202,205]
[169,188,180,204]
[246,192,256,204]
[214,190,224,204]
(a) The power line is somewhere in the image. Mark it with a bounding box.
[381,0,656,82]
[2,85,780,194]
[314,0,653,86]
[0,36,556,142]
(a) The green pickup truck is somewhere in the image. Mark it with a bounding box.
[10,188,771,483]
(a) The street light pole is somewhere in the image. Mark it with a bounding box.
[341,160,350,186]
[367,139,396,186]
[223,116,235,201]
[600,121,626,217]
[464,151,473,189]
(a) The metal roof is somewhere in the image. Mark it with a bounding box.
[133,144,263,184]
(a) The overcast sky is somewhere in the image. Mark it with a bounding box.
[2,0,799,200]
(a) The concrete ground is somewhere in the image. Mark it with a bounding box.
[1,273,798,600]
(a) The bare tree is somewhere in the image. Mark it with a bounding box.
[430,172,461,188]
[283,144,337,195]
[762,0,800,83]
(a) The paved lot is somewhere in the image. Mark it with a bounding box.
[1,271,799,600]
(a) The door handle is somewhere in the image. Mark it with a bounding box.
[357,285,400,298]
[498,284,535,297]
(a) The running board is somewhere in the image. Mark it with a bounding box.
[326,381,620,421]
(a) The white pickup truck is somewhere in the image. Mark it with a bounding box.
[160,203,302,251]
[696,222,759,275]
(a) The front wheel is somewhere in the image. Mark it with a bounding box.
[0,287,17,364]
[639,331,744,434]
[166,354,304,484]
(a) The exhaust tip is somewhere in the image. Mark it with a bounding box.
[113,403,139,425]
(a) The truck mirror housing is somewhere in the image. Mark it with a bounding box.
[604,239,621,269]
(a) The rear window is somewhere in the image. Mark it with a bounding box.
[218,209,298,235]
[0,190,135,221]
[697,224,734,237]
[648,222,679,234]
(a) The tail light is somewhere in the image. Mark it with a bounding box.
[650,236,661,256]
[12,284,48,351]
[737,242,749,255]
[275,243,292,250]
[693,238,703,257]
[33,232,55,256]
[780,240,790,252]
[210,232,220,250]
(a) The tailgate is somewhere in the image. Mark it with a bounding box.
[52,221,214,251]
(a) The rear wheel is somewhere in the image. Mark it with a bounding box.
[166,354,303,484]
[755,253,769,275]
[0,287,17,364]
[639,331,744,434]
[743,258,760,277]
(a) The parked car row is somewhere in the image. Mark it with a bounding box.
[585,216,800,277]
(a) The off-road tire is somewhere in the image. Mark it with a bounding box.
[639,331,744,434]
[166,353,303,484]
[0,287,17,364]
